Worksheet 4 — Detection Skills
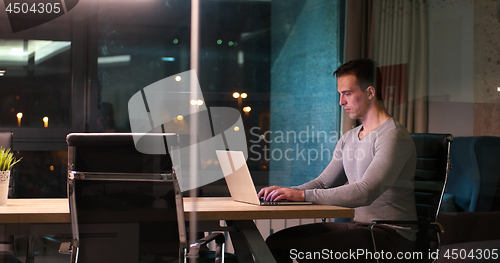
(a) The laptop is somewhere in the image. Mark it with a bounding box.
[216,150,313,206]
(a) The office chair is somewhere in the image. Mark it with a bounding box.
[60,133,225,263]
[369,133,453,263]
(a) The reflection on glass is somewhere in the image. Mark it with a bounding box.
[0,39,72,128]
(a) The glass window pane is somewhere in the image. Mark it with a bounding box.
[94,0,191,133]
[0,39,72,128]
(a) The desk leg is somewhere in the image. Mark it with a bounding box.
[229,220,277,263]
[26,235,36,263]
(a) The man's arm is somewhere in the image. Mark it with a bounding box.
[303,130,415,207]
[258,136,348,202]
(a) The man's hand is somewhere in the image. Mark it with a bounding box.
[258,186,305,202]
[258,185,282,200]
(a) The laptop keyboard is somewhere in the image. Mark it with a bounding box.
[259,198,291,205]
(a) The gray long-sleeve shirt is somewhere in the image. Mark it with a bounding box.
[294,118,418,240]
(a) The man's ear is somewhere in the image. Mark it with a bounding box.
[367,86,375,100]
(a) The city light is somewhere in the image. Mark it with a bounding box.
[233,92,240,98]
[16,112,22,127]
[243,106,251,113]
[190,100,204,106]
[162,57,175,62]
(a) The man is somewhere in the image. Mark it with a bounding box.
[258,58,417,262]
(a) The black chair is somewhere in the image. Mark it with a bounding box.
[369,133,453,263]
[60,133,225,263]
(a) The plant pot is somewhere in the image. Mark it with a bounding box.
[0,171,10,206]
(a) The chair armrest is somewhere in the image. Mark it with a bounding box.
[58,242,72,255]
[369,220,444,234]
[369,220,444,263]
[188,232,225,261]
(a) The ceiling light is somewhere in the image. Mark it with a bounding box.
[9,48,28,56]
[97,55,131,65]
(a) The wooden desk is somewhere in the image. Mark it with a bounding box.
[0,197,354,223]
[183,197,354,220]
[0,198,354,263]
[0,199,69,224]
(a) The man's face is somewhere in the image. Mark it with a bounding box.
[337,74,370,120]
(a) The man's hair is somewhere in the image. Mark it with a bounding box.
[333,58,383,101]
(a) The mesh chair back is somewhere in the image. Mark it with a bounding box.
[67,133,174,173]
[411,133,453,260]
[72,175,186,262]
[412,133,453,222]
[66,133,187,263]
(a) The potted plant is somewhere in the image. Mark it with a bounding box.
[0,147,21,206]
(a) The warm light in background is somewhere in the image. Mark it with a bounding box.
[49,166,54,171]
[497,87,500,92]
[234,126,240,131]
[176,115,184,121]
[43,116,49,128]
[175,76,181,81]
[16,112,22,127]
[233,92,240,99]
[190,100,204,106]
[243,106,251,113]
[240,93,247,99]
